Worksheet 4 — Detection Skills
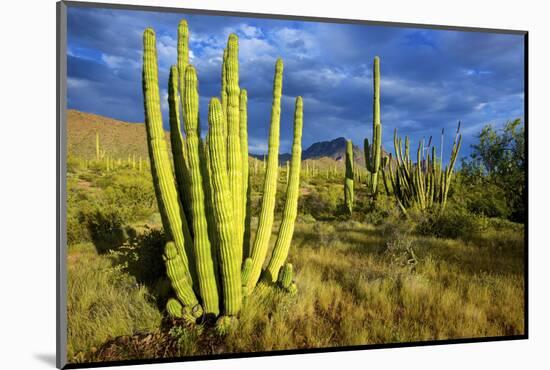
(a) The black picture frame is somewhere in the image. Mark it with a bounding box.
[56,1,528,368]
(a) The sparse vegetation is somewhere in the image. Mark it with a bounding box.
[66,141,525,363]
[64,17,525,366]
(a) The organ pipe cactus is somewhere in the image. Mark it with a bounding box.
[383,123,462,212]
[364,56,382,196]
[142,21,303,325]
[345,139,354,215]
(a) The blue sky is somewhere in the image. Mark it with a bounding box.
[66,5,525,159]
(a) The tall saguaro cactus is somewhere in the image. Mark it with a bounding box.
[364,56,382,196]
[142,21,303,325]
[345,139,354,215]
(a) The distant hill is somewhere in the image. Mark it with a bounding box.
[302,137,365,165]
[67,110,169,160]
[67,110,385,168]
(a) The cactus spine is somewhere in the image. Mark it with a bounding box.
[365,56,382,196]
[245,58,284,293]
[265,97,303,283]
[345,139,354,215]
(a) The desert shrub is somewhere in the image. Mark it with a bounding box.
[451,177,511,219]
[109,227,166,286]
[95,172,157,221]
[414,206,485,240]
[88,206,130,253]
[299,185,340,220]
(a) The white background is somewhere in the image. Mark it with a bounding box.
[0,0,547,368]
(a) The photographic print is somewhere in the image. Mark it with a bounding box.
[57,1,527,367]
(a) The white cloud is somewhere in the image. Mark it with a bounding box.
[67,77,91,89]
[101,53,139,69]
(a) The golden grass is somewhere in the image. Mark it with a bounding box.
[67,243,162,362]
[66,218,524,362]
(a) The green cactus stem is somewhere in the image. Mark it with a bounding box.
[182,65,220,317]
[240,89,251,259]
[142,28,199,311]
[345,139,354,215]
[225,34,244,267]
[264,96,303,283]
[365,56,382,196]
[245,58,284,294]
[206,98,242,315]
[95,132,100,161]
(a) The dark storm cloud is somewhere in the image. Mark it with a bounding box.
[66,5,524,159]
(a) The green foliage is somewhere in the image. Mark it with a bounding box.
[414,205,485,240]
[459,119,525,222]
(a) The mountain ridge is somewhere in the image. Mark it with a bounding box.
[67,110,378,167]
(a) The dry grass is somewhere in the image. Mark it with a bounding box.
[66,218,524,363]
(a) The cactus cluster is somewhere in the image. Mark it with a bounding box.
[142,20,303,325]
[381,123,462,212]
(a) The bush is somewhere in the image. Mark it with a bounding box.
[299,185,341,220]
[451,178,511,219]
[414,206,485,240]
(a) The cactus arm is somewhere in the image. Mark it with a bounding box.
[207,98,242,315]
[221,48,228,118]
[182,65,220,316]
[168,65,194,238]
[344,139,354,215]
[240,89,251,259]
[177,20,189,117]
[245,58,284,293]
[225,34,244,266]
[264,97,303,283]
[163,242,202,319]
[142,28,198,309]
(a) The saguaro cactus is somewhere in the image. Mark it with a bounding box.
[364,56,382,196]
[142,21,303,325]
[345,139,354,215]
